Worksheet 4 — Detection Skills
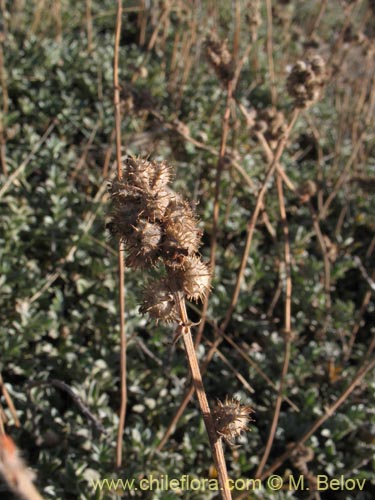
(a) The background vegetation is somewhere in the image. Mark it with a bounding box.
[0,0,374,499]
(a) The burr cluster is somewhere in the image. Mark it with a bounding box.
[212,397,254,446]
[107,157,210,323]
[205,34,235,84]
[286,55,326,108]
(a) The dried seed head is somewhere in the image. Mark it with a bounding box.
[254,108,287,149]
[287,55,326,108]
[162,198,202,262]
[123,157,172,193]
[297,180,317,203]
[121,85,155,114]
[173,255,211,302]
[107,200,141,241]
[246,0,261,29]
[125,219,162,269]
[140,279,179,323]
[141,189,175,222]
[205,34,235,84]
[108,158,209,305]
[212,397,254,446]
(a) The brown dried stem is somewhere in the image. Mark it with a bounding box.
[265,0,276,106]
[174,292,232,500]
[0,373,20,427]
[157,109,300,451]
[0,119,56,200]
[0,26,8,176]
[256,172,292,478]
[113,0,127,469]
[223,108,299,327]
[260,351,375,481]
[196,79,233,348]
[85,0,93,53]
[319,74,375,220]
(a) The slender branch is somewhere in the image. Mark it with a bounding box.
[27,379,106,435]
[157,109,300,452]
[175,293,232,500]
[113,0,127,469]
[0,119,56,200]
[85,0,93,53]
[260,352,375,480]
[0,373,20,427]
[196,79,233,348]
[223,109,299,328]
[265,0,276,105]
[256,173,292,477]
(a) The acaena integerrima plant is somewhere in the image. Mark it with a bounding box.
[107,157,253,500]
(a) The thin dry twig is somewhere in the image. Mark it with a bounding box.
[206,340,255,394]
[260,351,375,480]
[319,74,375,220]
[27,379,106,435]
[309,203,332,311]
[157,308,300,452]
[157,109,300,451]
[256,172,293,478]
[265,0,276,106]
[223,109,299,327]
[0,373,20,427]
[0,119,56,200]
[174,293,232,500]
[113,0,127,469]
[196,79,233,348]
[85,0,93,53]
[26,180,108,305]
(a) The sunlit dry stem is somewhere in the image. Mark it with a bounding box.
[256,173,292,478]
[195,77,233,348]
[113,0,127,469]
[174,292,233,500]
[261,353,375,481]
[156,106,300,455]
[224,108,300,328]
[0,373,20,427]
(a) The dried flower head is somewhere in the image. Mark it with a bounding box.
[163,198,202,263]
[254,108,287,149]
[173,255,211,302]
[297,179,317,203]
[246,0,261,29]
[125,219,163,269]
[205,34,234,84]
[212,397,254,446]
[287,55,326,108]
[121,84,155,114]
[123,157,172,193]
[108,156,211,325]
[139,279,179,323]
